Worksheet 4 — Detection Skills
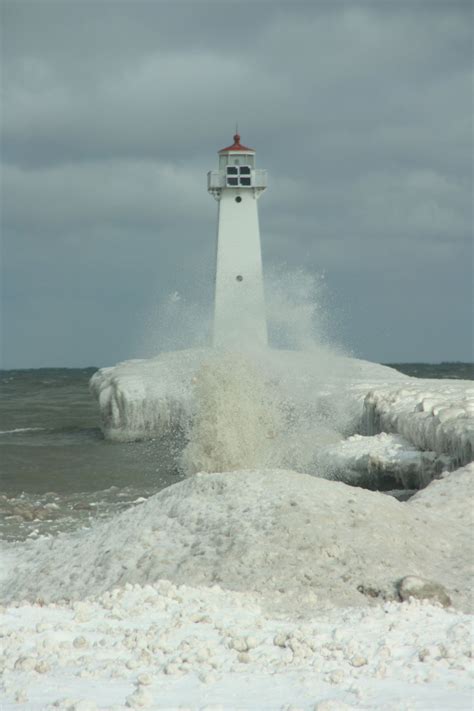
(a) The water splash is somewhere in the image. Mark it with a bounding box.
[139,290,212,356]
[180,353,282,475]
[179,267,351,475]
[265,267,333,352]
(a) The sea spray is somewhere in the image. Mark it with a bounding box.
[265,268,333,352]
[93,268,357,466]
[176,267,350,476]
[139,290,212,357]
[180,352,282,475]
[179,348,349,477]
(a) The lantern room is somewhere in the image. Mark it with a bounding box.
[219,133,255,187]
[208,133,267,198]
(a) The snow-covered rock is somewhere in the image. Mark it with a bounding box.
[397,576,451,606]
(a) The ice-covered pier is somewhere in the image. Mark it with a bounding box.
[90,350,473,488]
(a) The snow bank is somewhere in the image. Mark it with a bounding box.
[2,467,472,612]
[363,382,474,467]
[1,580,472,711]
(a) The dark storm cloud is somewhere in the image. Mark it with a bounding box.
[1,0,472,367]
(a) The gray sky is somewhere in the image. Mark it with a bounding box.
[1,0,472,368]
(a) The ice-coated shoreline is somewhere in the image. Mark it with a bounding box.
[2,352,472,709]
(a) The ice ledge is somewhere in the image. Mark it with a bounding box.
[316,432,453,491]
[89,349,209,441]
[362,384,474,467]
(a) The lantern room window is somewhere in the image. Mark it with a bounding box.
[226,165,252,187]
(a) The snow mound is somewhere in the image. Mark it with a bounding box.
[2,467,472,611]
[363,383,474,467]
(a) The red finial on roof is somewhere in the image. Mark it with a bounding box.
[219,132,255,153]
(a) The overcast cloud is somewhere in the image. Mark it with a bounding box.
[1,0,472,368]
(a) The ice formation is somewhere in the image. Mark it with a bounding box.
[315,432,452,490]
[89,349,208,442]
[89,349,401,444]
[363,383,474,467]
[91,348,473,486]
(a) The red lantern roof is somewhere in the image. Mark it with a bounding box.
[219,133,255,153]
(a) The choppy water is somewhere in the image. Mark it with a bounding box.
[0,363,472,542]
[385,362,474,380]
[0,368,182,541]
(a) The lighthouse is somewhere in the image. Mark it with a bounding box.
[208,133,268,349]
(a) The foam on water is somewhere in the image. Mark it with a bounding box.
[0,427,46,435]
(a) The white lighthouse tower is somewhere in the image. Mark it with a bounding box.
[208,133,268,350]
